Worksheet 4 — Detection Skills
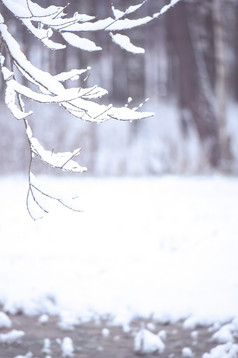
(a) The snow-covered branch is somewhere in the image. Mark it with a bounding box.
[0,16,154,121]
[0,0,180,218]
[2,0,180,53]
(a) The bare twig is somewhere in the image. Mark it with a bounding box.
[26,0,34,17]
[60,148,81,169]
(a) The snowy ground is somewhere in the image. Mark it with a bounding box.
[0,175,238,329]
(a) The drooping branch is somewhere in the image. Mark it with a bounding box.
[2,0,180,52]
[0,17,154,122]
[0,0,180,218]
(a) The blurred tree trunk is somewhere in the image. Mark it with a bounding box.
[166,0,221,168]
[213,0,232,167]
[235,2,238,101]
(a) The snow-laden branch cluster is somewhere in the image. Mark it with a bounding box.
[0,0,180,218]
[0,19,153,123]
[1,0,180,52]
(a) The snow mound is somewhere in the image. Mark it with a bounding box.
[202,343,238,358]
[60,337,74,357]
[14,353,32,358]
[0,329,25,344]
[42,338,51,355]
[134,328,165,354]
[0,311,12,328]
[58,311,80,331]
[182,347,193,357]
[102,328,110,338]
[212,324,235,344]
[38,314,49,324]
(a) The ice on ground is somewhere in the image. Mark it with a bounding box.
[0,311,12,328]
[0,329,25,344]
[134,328,165,354]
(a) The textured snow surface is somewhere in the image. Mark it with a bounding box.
[0,176,237,327]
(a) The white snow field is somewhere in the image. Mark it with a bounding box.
[0,175,237,327]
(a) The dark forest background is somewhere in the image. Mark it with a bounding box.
[0,0,238,175]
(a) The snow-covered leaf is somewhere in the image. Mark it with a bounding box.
[125,2,146,15]
[111,6,124,20]
[0,0,181,220]
[1,66,13,81]
[110,33,145,54]
[1,0,32,18]
[5,77,107,104]
[0,55,4,68]
[5,77,80,104]
[5,86,33,120]
[1,67,33,120]
[39,13,95,27]
[62,0,180,32]
[159,0,180,15]
[31,140,86,173]
[0,22,65,93]
[25,121,86,173]
[1,20,152,125]
[20,18,66,50]
[61,32,101,52]
[54,68,89,82]
[107,105,153,121]
[62,16,153,32]
[41,37,66,50]
[2,0,63,18]
[78,85,108,99]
